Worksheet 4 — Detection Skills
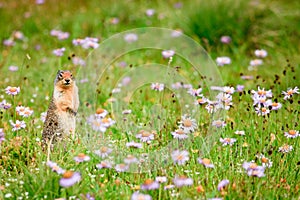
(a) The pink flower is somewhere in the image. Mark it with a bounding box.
[162,50,175,58]
[59,171,81,188]
[52,47,66,57]
[220,36,231,44]
[5,86,20,96]
[171,150,189,165]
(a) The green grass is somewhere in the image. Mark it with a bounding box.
[0,0,300,199]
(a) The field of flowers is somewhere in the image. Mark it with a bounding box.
[0,0,299,199]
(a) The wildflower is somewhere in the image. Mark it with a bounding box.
[278,144,293,153]
[242,161,265,177]
[223,86,235,94]
[59,171,81,188]
[251,87,272,98]
[250,59,263,66]
[0,128,5,144]
[8,66,19,72]
[136,130,155,142]
[217,179,230,191]
[255,106,270,116]
[164,184,175,190]
[282,87,299,100]
[219,138,237,146]
[3,39,15,46]
[162,50,175,58]
[110,17,120,25]
[198,158,214,168]
[10,120,26,131]
[171,29,183,37]
[0,100,12,109]
[205,103,217,113]
[155,176,167,183]
[52,47,66,57]
[236,85,244,92]
[72,57,86,66]
[187,88,202,97]
[96,160,113,169]
[46,161,65,174]
[94,146,113,158]
[254,49,267,58]
[4,193,12,198]
[124,33,138,43]
[173,175,193,187]
[151,83,164,91]
[241,75,253,80]
[124,155,139,165]
[256,154,272,168]
[94,108,108,118]
[141,179,160,190]
[178,115,197,133]
[36,0,45,4]
[16,106,33,117]
[122,109,132,115]
[234,130,245,136]
[216,57,231,66]
[115,163,129,172]
[171,82,183,89]
[145,9,155,17]
[5,86,20,96]
[81,193,95,200]
[74,153,90,163]
[50,30,69,40]
[171,150,189,165]
[171,129,189,140]
[212,120,226,128]
[284,130,299,139]
[195,96,207,105]
[126,141,143,149]
[220,35,231,44]
[40,112,47,122]
[131,192,152,200]
[269,102,282,110]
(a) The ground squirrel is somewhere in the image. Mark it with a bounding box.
[42,70,79,148]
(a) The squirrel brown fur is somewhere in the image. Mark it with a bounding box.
[42,70,79,148]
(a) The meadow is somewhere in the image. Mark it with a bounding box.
[0,0,300,199]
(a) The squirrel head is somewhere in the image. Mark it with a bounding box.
[55,70,75,88]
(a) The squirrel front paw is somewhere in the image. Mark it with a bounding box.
[67,107,77,116]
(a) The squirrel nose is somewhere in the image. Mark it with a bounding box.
[65,79,70,83]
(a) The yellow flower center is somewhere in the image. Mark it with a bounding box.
[183,119,192,127]
[102,118,109,123]
[258,90,266,96]
[249,163,257,169]
[261,157,268,163]
[9,87,17,93]
[261,107,267,112]
[177,154,184,160]
[144,179,154,185]
[197,99,204,103]
[288,130,296,135]
[96,108,105,114]
[225,138,231,143]
[287,90,293,95]
[272,102,278,107]
[77,153,86,158]
[63,171,74,179]
[202,158,211,165]
[141,131,151,137]
[100,146,108,153]
[176,129,185,135]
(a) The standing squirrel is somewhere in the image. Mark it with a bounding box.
[42,70,79,148]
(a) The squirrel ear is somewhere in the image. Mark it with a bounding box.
[57,70,62,74]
